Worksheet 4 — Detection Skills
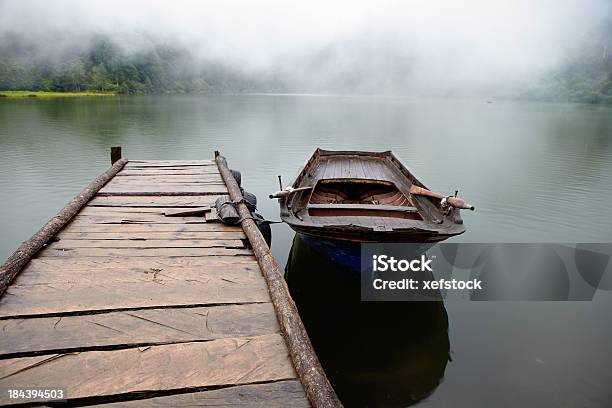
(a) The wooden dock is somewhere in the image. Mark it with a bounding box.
[0,152,340,407]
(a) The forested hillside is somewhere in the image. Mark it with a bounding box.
[0,36,278,94]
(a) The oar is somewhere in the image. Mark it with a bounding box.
[269,186,313,199]
[409,185,475,211]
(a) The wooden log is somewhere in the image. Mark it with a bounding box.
[215,151,342,408]
[0,158,128,298]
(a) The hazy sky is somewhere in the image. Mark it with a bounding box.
[1,0,609,94]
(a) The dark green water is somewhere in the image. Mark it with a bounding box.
[1,95,611,407]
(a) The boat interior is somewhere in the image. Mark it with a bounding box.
[306,178,423,220]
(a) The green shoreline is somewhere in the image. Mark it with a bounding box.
[0,91,116,98]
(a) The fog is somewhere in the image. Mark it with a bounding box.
[1,0,610,95]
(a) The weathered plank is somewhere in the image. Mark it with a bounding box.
[12,260,261,286]
[106,178,224,185]
[127,160,216,165]
[123,166,217,170]
[88,196,220,207]
[98,185,227,195]
[81,206,197,214]
[0,275,269,317]
[111,175,224,182]
[99,380,309,408]
[78,206,213,216]
[125,161,216,167]
[0,334,296,405]
[19,257,259,273]
[56,231,246,240]
[106,182,225,188]
[36,247,252,258]
[116,170,221,176]
[60,223,242,233]
[70,214,210,224]
[47,239,244,249]
[0,303,279,357]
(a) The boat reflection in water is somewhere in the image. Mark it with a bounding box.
[285,234,450,407]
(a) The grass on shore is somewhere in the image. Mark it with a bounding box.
[0,91,116,98]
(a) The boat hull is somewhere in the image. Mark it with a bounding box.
[290,224,462,244]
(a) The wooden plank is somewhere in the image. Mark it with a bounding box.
[123,165,217,170]
[111,178,225,184]
[106,181,225,186]
[98,185,227,195]
[0,303,279,357]
[113,173,222,179]
[125,162,216,167]
[116,170,221,176]
[60,223,243,233]
[100,380,309,407]
[107,178,223,184]
[48,239,245,249]
[56,231,246,240]
[18,257,259,274]
[128,160,216,165]
[70,215,210,224]
[0,334,296,405]
[36,247,252,258]
[79,206,211,215]
[72,214,211,222]
[12,259,261,286]
[0,276,269,318]
[88,196,220,207]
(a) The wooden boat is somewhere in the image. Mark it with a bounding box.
[271,149,474,243]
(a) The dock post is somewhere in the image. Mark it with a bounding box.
[111,146,122,164]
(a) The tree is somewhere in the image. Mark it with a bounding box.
[90,64,108,91]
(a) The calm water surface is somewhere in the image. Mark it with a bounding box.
[1,95,611,407]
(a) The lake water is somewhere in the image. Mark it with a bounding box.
[1,95,611,407]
